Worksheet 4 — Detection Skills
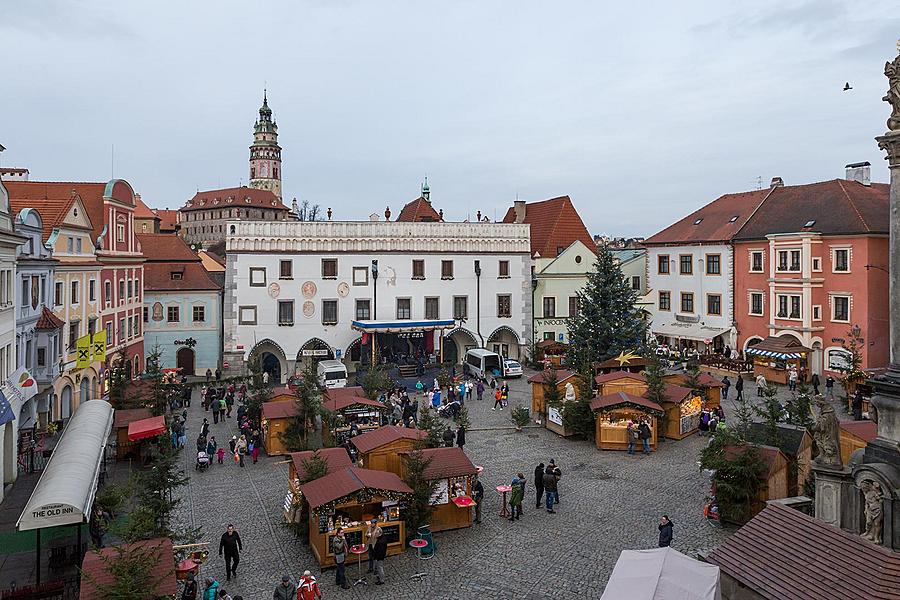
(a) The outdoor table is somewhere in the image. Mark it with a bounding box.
[409,539,429,580]
[452,495,474,508]
[496,484,512,518]
[350,544,368,586]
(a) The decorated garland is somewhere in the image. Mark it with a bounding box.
[310,487,411,516]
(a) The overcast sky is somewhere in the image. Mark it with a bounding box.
[1,1,898,236]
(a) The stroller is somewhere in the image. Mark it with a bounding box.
[196,451,211,471]
[437,400,460,420]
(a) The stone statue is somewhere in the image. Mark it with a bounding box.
[810,395,842,467]
[859,479,885,545]
[883,40,900,131]
[564,382,576,402]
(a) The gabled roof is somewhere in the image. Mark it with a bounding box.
[262,399,297,420]
[181,186,288,212]
[594,371,647,385]
[644,188,771,245]
[413,447,478,480]
[839,420,877,442]
[395,196,442,222]
[112,407,154,430]
[746,422,812,457]
[723,444,787,477]
[133,195,159,220]
[708,501,900,599]
[526,369,577,384]
[143,262,221,292]
[136,233,198,262]
[290,447,353,480]
[35,306,65,330]
[662,372,725,388]
[501,196,596,258]
[154,209,179,232]
[79,537,177,600]
[590,391,664,415]
[351,425,426,454]
[735,179,889,240]
[661,383,693,403]
[298,467,412,509]
[5,181,90,242]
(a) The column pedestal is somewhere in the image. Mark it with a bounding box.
[813,464,858,532]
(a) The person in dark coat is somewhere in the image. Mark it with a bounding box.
[181,571,198,600]
[811,372,821,396]
[218,524,243,581]
[658,515,674,547]
[455,425,466,450]
[534,462,545,508]
[734,376,744,401]
[721,376,731,401]
[442,427,455,448]
[372,531,389,584]
[852,390,864,421]
[472,476,484,524]
[543,466,559,513]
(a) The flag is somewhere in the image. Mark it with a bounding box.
[7,367,37,402]
[0,391,13,426]
[91,330,107,362]
[76,334,91,369]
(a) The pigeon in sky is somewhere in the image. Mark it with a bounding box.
[843,82,853,91]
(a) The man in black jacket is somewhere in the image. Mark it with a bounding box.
[658,515,673,547]
[218,524,243,581]
[534,462,545,508]
[543,466,559,513]
[472,476,484,524]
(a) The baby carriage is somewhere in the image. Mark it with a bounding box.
[196,451,211,471]
[438,400,460,420]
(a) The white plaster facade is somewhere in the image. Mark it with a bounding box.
[644,243,736,351]
[223,220,532,382]
[532,240,596,344]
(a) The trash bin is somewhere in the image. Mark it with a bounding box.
[417,524,435,558]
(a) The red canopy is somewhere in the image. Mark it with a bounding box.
[127,415,167,442]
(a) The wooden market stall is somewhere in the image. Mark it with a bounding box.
[744,336,810,385]
[352,426,426,474]
[662,372,724,408]
[594,371,647,397]
[322,387,388,446]
[593,352,648,375]
[261,397,298,456]
[839,420,877,465]
[590,392,662,451]
[285,448,355,527]
[659,384,702,440]
[527,369,577,435]
[297,467,411,568]
[747,422,813,496]
[536,340,568,368]
[400,447,478,532]
[724,444,790,519]
[79,537,177,600]
[113,407,153,460]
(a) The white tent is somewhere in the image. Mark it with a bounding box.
[601,547,721,600]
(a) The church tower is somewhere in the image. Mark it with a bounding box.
[248,90,282,199]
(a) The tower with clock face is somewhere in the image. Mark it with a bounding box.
[248,90,283,200]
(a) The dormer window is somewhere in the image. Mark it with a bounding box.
[804,220,816,227]
[170,272,183,281]
[729,216,738,223]
[694,218,703,225]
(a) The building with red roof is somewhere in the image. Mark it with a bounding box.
[133,193,160,234]
[138,233,221,377]
[179,185,290,249]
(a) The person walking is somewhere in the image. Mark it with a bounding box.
[273,575,294,600]
[218,525,242,581]
[658,515,674,547]
[212,398,220,424]
[206,368,213,383]
[493,387,503,410]
[215,368,221,382]
[442,426,455,448]
[755,373,767,397]
[206,436,217,458]
[852,389,864,421]
[543,465,558,513]
[203,578,219,600]
[721,376,731,401]
[372,529,389,584]
[639,420,652,454]
[626,421,637,455]
[476,380,485,401]
[734,375,744,402]
[218,396,227,422]
[297,571,321,600]
[825,375,835,399]
[549,459,562,503]
[332,528,350,589]
[534,462,545,508]
[236,435,248,467]
[501,383,510,407]
[811,372,821,396]
[181,572,198,600]
[455,425,466,450]
[788,366,798,392]
[365,518,382,574]
[508,473,525,521]
[472,476,484,524]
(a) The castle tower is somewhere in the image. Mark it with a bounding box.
[248,90,282,199]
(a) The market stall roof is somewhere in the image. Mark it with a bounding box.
[526,369,577,384]
[724,444,786,478]
[595,353,647,370]
[651,322,732,344]
[745,335,810,359]
[351,318,454,333]
[79,537,177,600]
[661,384,694,403]
[590,392,665,416]
[708,502,900,599]
[746,423,810,457]
[594,371,647,385]
[127,415,167,442]
[112,407,153,430]
[351,425,426,454]
[413,447,478,480]
[663,372,724,388]
[536,339,568,354]
[262,399,298,420]
[298,467,412,510]
[290,447,353,479]
[324,386,367,401]
[601,547,721,600]
[323,394,386,414]
[839,420,877,443]
[17,399,114,531]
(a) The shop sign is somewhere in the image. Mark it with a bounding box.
[831,337,845,344]
[28,503,79,527]
[827,349,851,371]
[397,332,424,339]
[301,349,330,357]
[547,406,563,426]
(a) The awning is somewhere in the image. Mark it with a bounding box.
[127,415,167,441]
[17,399,114,531]
[745,336,809,360]
[651,322,731,344]
[351,319,454,333]
[602,547,721,600]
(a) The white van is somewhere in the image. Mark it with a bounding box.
[316,359,348,389]
[463,349,503,380]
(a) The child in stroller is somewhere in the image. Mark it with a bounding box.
[438,400,460,420]
[196,451,211,471]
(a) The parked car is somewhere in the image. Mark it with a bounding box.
[502,359,523,378]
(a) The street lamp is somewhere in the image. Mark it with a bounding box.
[474,260,484,346]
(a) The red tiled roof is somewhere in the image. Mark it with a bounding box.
[644,188,771,245]
[526,369,577,384]
[181,186,288,212]
[262,399,297,420]
[113,407,154,430]
[414,447,478,480]
[662,372,725,388]
[323,395,387,413]
[5,181,90,242]
[502,196,596,258]
[133,195,158,219]
[594,371,647,385]
[154,209,179,232]
[143,261,221,292]
[736,179,890,240]
[661,383,693,403]
[298,467,412,509]
[136,233,198,262]
[290,447,353,479]
[79,537,177,600]
[35,306,65,330]
[708,501,900,599]
[351,425,426,454]
[395,197,442,222]
[590,391,664,414]
[840,420,877,442]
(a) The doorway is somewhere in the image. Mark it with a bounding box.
[262,352,282,384]
[177,347,196,376]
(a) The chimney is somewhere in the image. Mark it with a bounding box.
[770,176,784,188]
[513,200,526,224]
[845,161,871,186]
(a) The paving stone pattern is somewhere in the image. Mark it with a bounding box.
[174,373,741,599]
